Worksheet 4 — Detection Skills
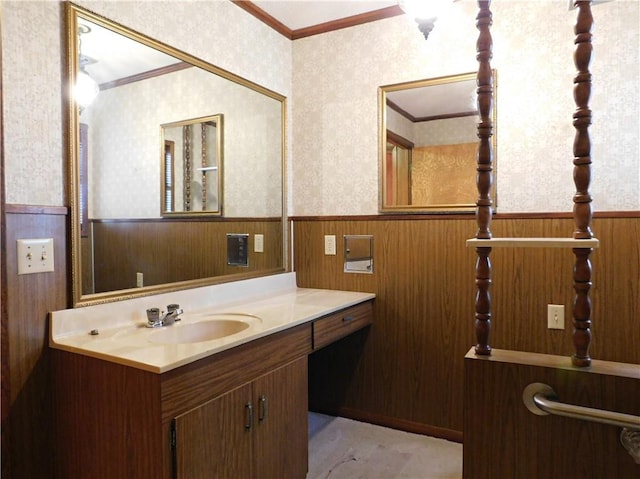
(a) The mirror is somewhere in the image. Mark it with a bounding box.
[67,4,287,306]
[161,114,223,216]
[379,71,497,213]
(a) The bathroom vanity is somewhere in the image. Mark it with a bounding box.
[50,274,374,478]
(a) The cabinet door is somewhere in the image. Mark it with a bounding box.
[173,383,254,479]
[253,358,308,479]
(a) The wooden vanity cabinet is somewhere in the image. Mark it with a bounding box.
[53,323,311,479]
[173,357,308,479]
[52,300,373,479]
[312,300,373,349]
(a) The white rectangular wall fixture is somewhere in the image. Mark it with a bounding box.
[547,304,565,330]
[344,234,374,274]
[254,234,264,253]
[17,238,55,274]
[324,235,336,255]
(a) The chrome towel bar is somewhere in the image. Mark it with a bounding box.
[523,382,640,430]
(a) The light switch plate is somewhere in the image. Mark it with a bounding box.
[17,238,54,274]
[254,234,264,253]
[547,304,565,330]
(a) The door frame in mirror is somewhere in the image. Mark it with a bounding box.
[378,71,497,213]
[66,3,288,307]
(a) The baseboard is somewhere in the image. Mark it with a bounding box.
[312,406,463,444]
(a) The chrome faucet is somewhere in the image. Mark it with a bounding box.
[146,304,183,328]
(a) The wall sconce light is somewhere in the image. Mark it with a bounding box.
[74,24,99,110]
[398,0,452,40]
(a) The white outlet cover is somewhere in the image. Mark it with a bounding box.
[17,238,54,274]
[254,234,264,253]
[324,235,337,255]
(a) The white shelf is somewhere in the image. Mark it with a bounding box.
[466,237,600,249]
[196,166,218,172]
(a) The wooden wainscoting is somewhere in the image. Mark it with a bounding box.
[90,218,282,292]
[464,349,640,478]
[295,214,640,438]
[2,205,68,478]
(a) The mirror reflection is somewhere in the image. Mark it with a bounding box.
[343,235,374,274]
[379,71,497,213]
[161,115,223,216]
[68,5,286,305]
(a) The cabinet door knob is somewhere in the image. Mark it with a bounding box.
[245,402,254,430]
[259,395,268,422]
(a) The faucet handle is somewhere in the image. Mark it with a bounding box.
[146,307,161,327]
[146,307,160,321]
[167,303,183,322]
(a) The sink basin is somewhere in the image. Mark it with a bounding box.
[148,314,258,344]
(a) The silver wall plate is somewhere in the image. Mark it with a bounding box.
[344,235,373,274]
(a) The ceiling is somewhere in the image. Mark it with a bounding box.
[252,0,399,31]
[79,18,177,85]
[386,78,478,121]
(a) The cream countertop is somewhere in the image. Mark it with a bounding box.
[49,273,374,373]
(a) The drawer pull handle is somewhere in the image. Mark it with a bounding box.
[342,315,355,322]
[259,395,267,422]
[245,402,253,430]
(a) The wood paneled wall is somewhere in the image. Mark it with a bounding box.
[90,218,282,292]
[3,209,637,477]
[295,215,640,437]
[464,350,640,477]
[2,205,68,478]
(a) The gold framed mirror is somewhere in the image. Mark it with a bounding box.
[66,3,287,306]
[379,71,497,213]
[161,114,224,217]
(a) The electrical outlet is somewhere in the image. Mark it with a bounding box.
[254,234,264,253]
[324,235,336,255]
[136,272,144,288]
[17,238,54,274]
[547,304,565,330]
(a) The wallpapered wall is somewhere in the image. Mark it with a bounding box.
[84,67,282,218]
[291,0,640,215]
[387,107,477,147]
[2,0,291,209]
[2,1,639,215]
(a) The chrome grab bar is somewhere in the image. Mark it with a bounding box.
[523,383,640,430]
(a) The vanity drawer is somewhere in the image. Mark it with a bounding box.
[312,300,373,349]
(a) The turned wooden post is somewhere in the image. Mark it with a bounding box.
[183,124,192,211]
[571,0,595,367]
[201,123,208,210]
[474,0,494,355]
